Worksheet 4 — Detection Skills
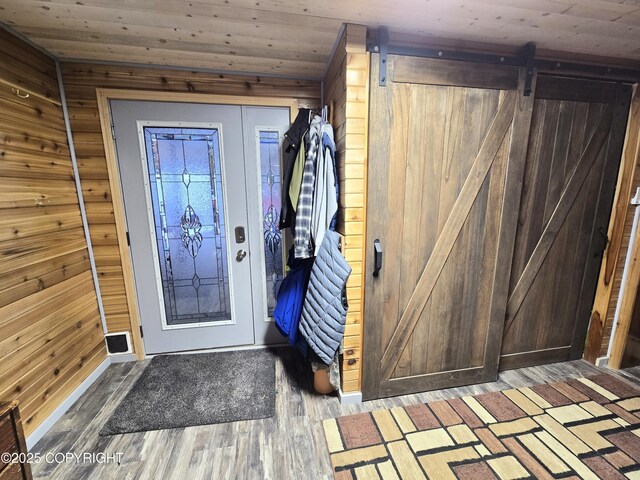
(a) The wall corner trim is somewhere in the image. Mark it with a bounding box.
[55,59,108,334]
[322,23,347,83]
[26,357,112,450]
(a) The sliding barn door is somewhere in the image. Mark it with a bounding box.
[362,55,535,399]
[500,77,631,370]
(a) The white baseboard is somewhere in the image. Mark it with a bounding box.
[26,357,112,450]
[109,353,137,363]
[338,389,362,405]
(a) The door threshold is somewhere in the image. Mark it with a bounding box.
[145,342,291,358]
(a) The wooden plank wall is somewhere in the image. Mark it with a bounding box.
[60,62,321,349]
[0,28,106,435]
[601,88,640,358]
[323,24,369,393]
[585,85,640,361]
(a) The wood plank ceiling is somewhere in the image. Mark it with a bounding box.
[0,0,639,79]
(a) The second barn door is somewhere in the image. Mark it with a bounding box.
[500,77,631,369]
[362,55,535,399]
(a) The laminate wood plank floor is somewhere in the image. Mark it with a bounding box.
[30,348,640,480]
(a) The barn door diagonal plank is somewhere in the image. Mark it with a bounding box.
[503,104,614,337]
[379,90,517,380]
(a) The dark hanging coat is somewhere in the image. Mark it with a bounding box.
[279,108,310,229]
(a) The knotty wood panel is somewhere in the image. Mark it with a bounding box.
[621,287,640,368]
[61,62,320,342]
[602,187,640,356]
[0,27,60,104]
[584,85,640,362]
[609,193,640,368]
[501,78,631,370]
[2,0,640,77]
[322,24,368,393]
[362,54,531,400]
[0,29,106,437]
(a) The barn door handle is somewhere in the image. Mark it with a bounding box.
[373,239,383,277]
[594,227,609,258]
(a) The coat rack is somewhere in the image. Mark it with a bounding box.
[11,87,29,99]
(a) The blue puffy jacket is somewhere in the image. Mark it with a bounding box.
[273,248,313,345]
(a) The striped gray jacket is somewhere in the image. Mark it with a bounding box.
[293,116,322,258]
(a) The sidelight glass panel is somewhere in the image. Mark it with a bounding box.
[258,130,284,316]
[143,127,231,326]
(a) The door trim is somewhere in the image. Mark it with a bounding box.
[96,89,298,359]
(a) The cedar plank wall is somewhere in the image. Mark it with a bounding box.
[597,87,640,358]
[0,28,107,435]
[60,62,320,343]
[322,24,369,393]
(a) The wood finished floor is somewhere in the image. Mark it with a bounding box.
[31,348,640,480]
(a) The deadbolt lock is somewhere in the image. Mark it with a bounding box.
[235,226,246,243]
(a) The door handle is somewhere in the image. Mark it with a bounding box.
[373,239,383,277]
[236,250,247,262]
[593,226,608,258]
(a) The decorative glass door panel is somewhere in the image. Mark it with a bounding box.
[143,127,231,327]
[258,130,284,316]
[241,106,292,345]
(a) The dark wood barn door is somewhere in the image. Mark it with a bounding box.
[500,77,631,370]
[362,55,535,400]
[362,54,631,400]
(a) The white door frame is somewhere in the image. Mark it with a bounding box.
[96,89,298,359]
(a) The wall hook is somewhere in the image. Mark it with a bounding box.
[11,88,30,99]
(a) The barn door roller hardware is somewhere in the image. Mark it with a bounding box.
[523,42,536,96]
[373,26,389,86]
[369,26,640,87]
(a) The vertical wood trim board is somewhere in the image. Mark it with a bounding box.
[94,90,144,358]
[0,29,107,436]
[323,24,369,393]
[585,84,640,362]
[61,62,321,354]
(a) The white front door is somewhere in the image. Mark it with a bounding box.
[110,100,290,354]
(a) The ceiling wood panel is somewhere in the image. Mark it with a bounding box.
[0,0,638,78]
